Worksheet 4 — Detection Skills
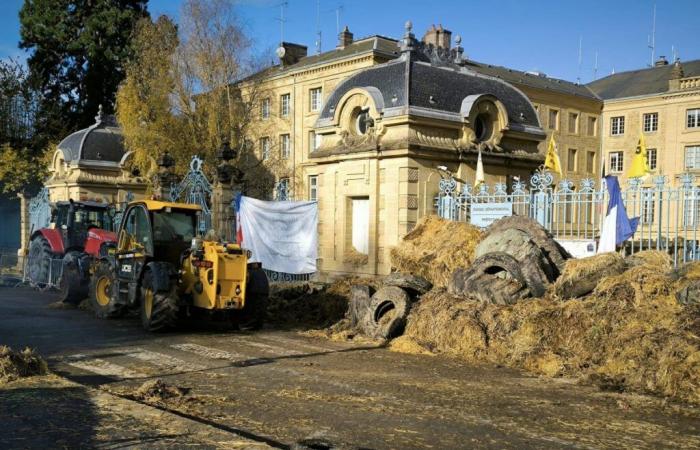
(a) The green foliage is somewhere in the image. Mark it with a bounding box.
[0,144,51,194]
[19,0,149,137]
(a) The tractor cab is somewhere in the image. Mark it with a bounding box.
[52,200,115,251]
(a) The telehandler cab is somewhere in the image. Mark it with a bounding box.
[89,200,268,331]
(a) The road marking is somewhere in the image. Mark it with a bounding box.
[125,348,207,372]
[63,354,147,379]
[258,335,340,354]
[235,338,302,356]
[170,343,246,362]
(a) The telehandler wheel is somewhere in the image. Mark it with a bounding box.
[58,251,88,305]
[89,261,124,318]
[237,267,269,331]
[140,270,179,332]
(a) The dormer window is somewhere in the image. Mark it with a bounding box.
[356,108,374,135]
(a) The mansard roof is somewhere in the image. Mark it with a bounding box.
[57,109,125,166]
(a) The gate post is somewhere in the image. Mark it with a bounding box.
[155,151,176,201]
[16,191,31,269]
[212,142,238,241]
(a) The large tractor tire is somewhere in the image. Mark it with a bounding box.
[26,236,53,288]
[58,251,89,305]
[237,266,270,331]
[89,261,125,319]
[140,270,179,332]
[363,286,410,340]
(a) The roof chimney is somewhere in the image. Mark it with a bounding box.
[337,25,353,49]
[422,24,452,49]
[655,55,669,67]
[671,58,684,79]
[276,42,308,67]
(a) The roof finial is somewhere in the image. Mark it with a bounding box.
[400,20,416,53]
[95,104,104,123]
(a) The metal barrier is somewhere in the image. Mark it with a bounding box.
[436,167,700,266]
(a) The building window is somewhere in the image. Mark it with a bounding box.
[548,109,558,130]
[309,131,321,152]
[611,116,625,135]
[351,197,369,255]
[609,151,623,172]
[688,109,700,128]
[280,94,290,118]
[684,194,700,227]
[685,146,700,170]
[587,116,597,136]
[586,151,596,173]
[260,137,270,160]
[280,134,290,159]
[641,188,654,224]
[310,87,322,112]
[568,112,578,134]
[643,112,658,132]
[261,98,270,120]
[308,175,318,201]
[567,148,577,172]
[647,148,657,170]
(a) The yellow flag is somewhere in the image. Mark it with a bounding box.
[627,134,649,179]
[544,135,562,176]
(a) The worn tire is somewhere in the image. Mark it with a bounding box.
[58,251,88,304]
[89,260,124,318]
[140,270,179,332]
[383,272,433,296]
[363,286,410,339]
[238,267,269,331]
[483,216,571,279]
[347,284,373,328]
[450,252,549,304]
[26,236,53,287]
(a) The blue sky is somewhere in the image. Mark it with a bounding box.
[1,0,699,83]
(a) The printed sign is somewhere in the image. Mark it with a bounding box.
[470,203,513,227]
[556,239,597,258]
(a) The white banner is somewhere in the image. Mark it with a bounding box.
[239,196,318,274]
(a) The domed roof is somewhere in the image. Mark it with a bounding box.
[57,108,126,165]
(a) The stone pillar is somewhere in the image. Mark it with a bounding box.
[155,151,176,201]
[212,181,234,241]
[16,192,31,269]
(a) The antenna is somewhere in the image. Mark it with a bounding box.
[593,50,598,81]
[334,4,344,36]
[672,45,678,61]
[315,0,322,55]
[275,1,288,44]
[577,36,583,85]
[648,3,656,66]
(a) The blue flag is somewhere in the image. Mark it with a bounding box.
[599,176,639,253]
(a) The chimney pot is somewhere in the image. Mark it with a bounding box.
[655,55,669,66]
[337,25,354,49]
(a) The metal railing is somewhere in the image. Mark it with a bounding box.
[436,168,700,266]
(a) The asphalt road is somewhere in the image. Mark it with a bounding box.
[1,285,699,449]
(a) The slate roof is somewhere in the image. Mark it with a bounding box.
[317,52,543,132]
[587,59,700,100]
[57,113,125,164]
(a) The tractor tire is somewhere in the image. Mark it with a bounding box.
[58,251,88,304]
[347,284,373,328]
[140,270,179,332]
[89,261,125,318]
[483,216,571,279]
[363,286,410,340]
[383,272,433,296]
[238,267,269,331]
[26,236,53,288]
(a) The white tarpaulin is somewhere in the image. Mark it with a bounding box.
[238,196,318,274]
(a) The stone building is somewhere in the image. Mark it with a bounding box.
[239,21,603,277]
[587,57,700,186]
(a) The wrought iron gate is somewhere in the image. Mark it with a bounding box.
[170,156,213,235]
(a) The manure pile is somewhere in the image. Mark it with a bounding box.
[396,253,700,405]
[0,346,48,383]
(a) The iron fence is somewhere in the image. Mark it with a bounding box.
[436,167,700,266]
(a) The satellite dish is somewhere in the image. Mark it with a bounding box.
[276,46,286,59]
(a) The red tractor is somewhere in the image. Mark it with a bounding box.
[26,200,117,303]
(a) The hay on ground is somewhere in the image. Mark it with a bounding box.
[625,250,672,270]
[0,346,48,383]
[398,260,700,405]
[390,215,483,287]
[553,253,626,299]
[132,379,188,403]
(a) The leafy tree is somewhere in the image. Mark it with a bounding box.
[19,0,149,138]
[117,0,277,196]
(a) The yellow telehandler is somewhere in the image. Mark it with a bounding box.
[88,200,268,331]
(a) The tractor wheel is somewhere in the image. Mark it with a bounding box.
[58,251,88,305]
[238,267,269,331]
[89,261,124,318]
[140,270,179,332]
[26,236,53,288]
